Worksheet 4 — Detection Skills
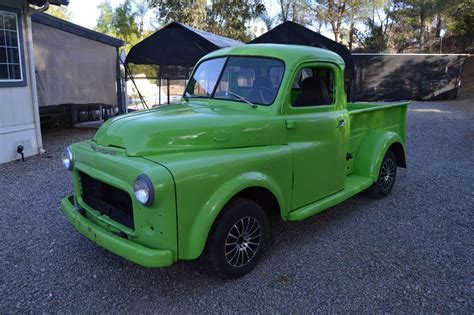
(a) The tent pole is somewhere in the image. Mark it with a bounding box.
[116,47,123,115]
[167,78,170,104]
[126,64,148,109]
[158,78,161,105]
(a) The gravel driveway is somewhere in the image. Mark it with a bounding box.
[1,101,472,313]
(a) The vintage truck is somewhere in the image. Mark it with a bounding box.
[61,44,408,278]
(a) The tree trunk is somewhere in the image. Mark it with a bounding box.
[139,17,144,39]
[435,14,442,37]
[349,0,355,52]
[279,0,289,22]
[349,22,354,51]
[419,8,426,51]
[332,20,339,42]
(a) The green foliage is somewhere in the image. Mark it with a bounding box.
[94,0,472,54]
[447,1,473,39]
[95,0,142,52]
[148,0,265,42]
[151,0,207,29]
[113,0,140,44]
[359,18,388,52]
[207,0,266,41]
[45,5,72,21]
[277,0,314,26]
[95,1,115,35]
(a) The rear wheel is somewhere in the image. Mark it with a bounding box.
[204,198,268,279]
[367,150,397,198]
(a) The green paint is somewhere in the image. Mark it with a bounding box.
[61,44,409,267]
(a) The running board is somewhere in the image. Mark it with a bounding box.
[288,174,374,221]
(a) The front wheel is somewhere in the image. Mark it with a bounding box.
[367,150,397,198]
[204,198,268,279]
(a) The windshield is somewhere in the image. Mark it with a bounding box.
[184,56,285,106]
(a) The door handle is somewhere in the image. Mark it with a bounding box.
[286,119,296,129]
[336,119,345,128]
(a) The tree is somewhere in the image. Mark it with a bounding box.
[446,0,474,51]
[392,0,440,50]
[149,0,208,29]
[359,17,388,52]
[206,0,266,41]
[354,0,395,52]
[148,0,266,42]
[95,0,140,52]
[311,0,349,42]
[133,0,151,39]
[45,5,72,21]
[96,1,115,35]
[113,0,139,44]
[277,0,313,26]
[345,0,372,51]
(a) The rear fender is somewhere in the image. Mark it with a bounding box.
[353,130,406,180]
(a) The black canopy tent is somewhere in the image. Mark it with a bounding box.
[126,22,242,67]
[125,21,356,107]
[125,22,242,106]
[249,21,356,100]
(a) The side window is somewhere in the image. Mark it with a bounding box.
[291,66,335,107]
[0,9,26,87]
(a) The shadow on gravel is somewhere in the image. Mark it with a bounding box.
[1,101,472,313]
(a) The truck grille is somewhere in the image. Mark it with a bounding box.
[79,172,134,229]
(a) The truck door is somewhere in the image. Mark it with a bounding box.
[283,63,347,210]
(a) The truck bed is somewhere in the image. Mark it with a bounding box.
[347,101,409,174]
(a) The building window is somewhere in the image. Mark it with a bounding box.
[0,8,26,86]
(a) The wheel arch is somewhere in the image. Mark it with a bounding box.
[388,141,406,168]
[181,172,286,260]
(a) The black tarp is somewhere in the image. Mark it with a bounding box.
[125,22,242,67]
[249,21,356,82]
[353,54,469,101]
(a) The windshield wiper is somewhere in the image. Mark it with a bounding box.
[183,93,189,102]
[225,91,257,108]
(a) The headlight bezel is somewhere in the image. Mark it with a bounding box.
[134,174,154,206]
[62,147,74,171]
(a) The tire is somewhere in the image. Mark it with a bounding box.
[203,198,268,279]
[367,150,397,198]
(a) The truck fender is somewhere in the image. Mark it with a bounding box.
[353,130,406,180]
[185,172,286,259]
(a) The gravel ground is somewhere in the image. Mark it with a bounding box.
[1,101,472,313]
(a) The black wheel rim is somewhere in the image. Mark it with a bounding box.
[380,158,396,192]
[225,216,261,268]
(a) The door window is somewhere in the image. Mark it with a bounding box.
[291,67,335,107]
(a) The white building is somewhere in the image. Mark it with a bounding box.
[0,0,123,164]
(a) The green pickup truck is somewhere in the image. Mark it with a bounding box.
[61,44,408,278]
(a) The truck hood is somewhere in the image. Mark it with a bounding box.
[94,103,271,156]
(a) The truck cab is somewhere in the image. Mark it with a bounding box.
[61,44,408,278]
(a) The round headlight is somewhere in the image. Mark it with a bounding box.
[134,174,154,206]
[62,147,74,171]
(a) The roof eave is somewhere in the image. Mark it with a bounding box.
[28,0,69,7]
[31,13,124,47]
